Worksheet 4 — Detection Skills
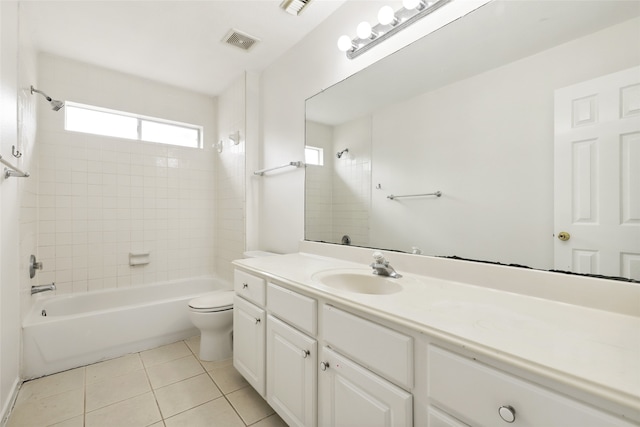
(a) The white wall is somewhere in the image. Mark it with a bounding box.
[216,74,247,280]
[258,0,490,254]
[0,1,31,421]
[33,54,218,298]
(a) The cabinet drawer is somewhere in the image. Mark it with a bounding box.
[267,283,317,335]
[234,269,266,306]
[322,305,413,389]
[428,346,634,427]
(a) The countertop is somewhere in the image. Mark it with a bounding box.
[233,252,640,418]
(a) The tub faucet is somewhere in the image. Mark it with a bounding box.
[31,283,56,295]
[370,252,402,278]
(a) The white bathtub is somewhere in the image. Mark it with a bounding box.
[22,276,230,379]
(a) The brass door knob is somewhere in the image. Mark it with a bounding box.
[558,232,571,241]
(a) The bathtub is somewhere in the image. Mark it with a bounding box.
[22,276,230,379]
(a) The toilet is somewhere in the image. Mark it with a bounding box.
[188,250,277,362]
[188,290,235,361]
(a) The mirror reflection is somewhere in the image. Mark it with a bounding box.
[305,0,640,280]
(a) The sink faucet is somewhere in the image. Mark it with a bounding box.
[31,283,56,295]
[370,252,402,278]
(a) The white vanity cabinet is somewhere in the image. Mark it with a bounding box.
[427,346,637,427]
[319,305,414,427]
[319,347,413,427]
[266,315,317,427]
[266,283,318,427]
[233,270,267,396]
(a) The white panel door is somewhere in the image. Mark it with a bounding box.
[233,296,266,396]
[318,347,412,427]
[266,315,317,427]
[554,66,640,280]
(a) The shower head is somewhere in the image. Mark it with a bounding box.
[31,85,65,111]
[336,148,349,158]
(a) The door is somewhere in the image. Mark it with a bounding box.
[554,66,640,280]
[266,315,317,427]
[318,347,412,427]
[233,295,266,396]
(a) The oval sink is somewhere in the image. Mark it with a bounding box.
[312,269,403,295]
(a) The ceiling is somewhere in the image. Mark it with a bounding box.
[20,0,346,97]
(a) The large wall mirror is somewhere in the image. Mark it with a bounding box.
[305,0,640,281]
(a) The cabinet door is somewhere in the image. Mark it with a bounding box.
[267,315,317,427]
[318,347,412,427]
[233,296,266,396]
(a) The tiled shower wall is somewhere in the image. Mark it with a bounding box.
[32,54,218,295]
[305,121,333,243]
[304,117,371,247]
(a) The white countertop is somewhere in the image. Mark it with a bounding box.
[233,252,640,417]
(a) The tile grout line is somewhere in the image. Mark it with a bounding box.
[185,338,250,426]
[140,349,166,426]
[83,366,87,427]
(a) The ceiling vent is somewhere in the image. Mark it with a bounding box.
[222,29,260,52]
[280,0,313,16]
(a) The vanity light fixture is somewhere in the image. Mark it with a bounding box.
[337,0,451,59]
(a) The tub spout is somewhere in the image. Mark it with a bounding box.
[31,283,56,295]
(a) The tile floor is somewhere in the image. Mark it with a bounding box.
[6,336,287,427]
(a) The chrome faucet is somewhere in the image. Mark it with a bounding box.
[31,283,56,295]
[370,252,402,278]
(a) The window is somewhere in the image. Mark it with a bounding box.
[305,145,324,166]
[65,102,203,148]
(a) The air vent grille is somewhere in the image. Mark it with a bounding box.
[223,29,260,51]
[280,0,313,16]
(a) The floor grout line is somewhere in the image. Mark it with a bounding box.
[10,338,284,427]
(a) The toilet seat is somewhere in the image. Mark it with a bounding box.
[189,290,234,313]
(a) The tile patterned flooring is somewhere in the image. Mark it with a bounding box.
[6,336,287,427]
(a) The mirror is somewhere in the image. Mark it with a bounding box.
[305,0,640,281]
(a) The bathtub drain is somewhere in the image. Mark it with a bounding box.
[41,309,47,317]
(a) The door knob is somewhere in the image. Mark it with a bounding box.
[557,231,571,241]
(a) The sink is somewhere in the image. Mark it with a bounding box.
[311,269,404,295]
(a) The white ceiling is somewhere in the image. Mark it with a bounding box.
[20,0,346,97]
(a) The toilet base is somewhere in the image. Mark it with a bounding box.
[199,330,233,362]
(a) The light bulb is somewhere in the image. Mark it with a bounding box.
[402,0,422,10]
[356,21,373,39]
[337,35,353,52]
[377,5,396,26]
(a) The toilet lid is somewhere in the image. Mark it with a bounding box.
[189,290,234,311]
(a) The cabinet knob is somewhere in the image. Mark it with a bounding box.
[320,362,329,371]
[255,318,261,325]
[302,350,310,358]
[498,405,516,423]
[242,283,248,289]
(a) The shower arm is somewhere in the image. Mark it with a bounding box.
[31,86,52,101]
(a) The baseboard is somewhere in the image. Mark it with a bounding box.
[0,378,21,427]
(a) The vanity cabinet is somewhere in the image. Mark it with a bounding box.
[427,346,636,427]
[233,295,266,395]
[319,305,414,427]
[318,347,413,427]
[266,315,317,427]
[266,282,318,427]
[233,270,267,396]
